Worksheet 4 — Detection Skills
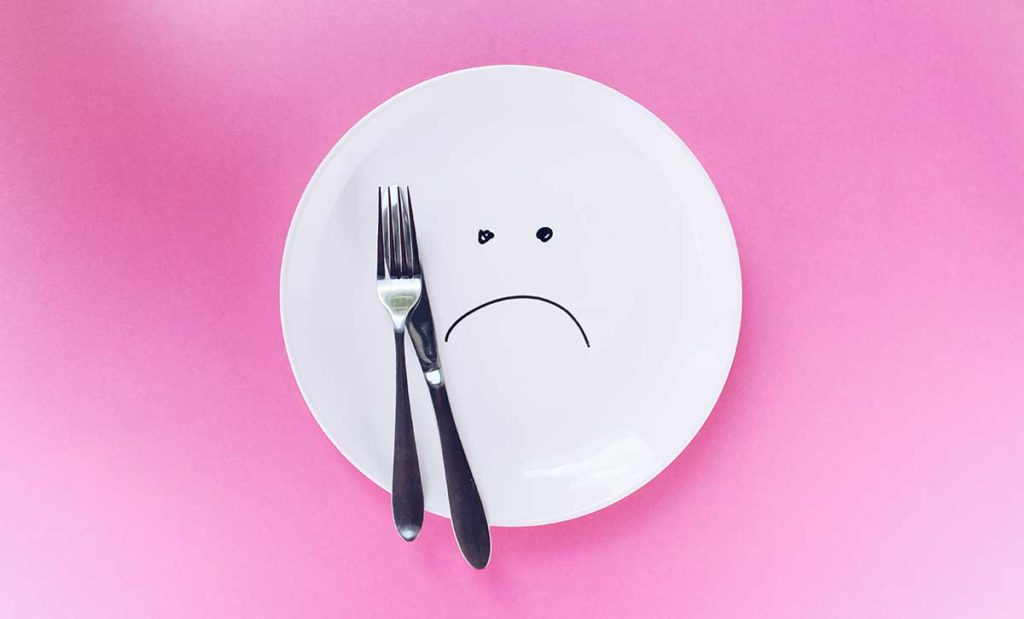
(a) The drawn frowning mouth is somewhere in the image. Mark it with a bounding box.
[444,295,590,348]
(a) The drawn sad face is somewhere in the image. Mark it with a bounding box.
[422,183,657,440]
[442,225,591,349]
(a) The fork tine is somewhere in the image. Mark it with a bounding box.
[387,186,403,277]
[404,187,421,275]
[395,187,409,277]
[379,187,393,278]
[398,187,416,277]
[376,187,386,279]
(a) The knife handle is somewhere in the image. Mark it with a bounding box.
[429,383,491,569]
[392,329,424,541]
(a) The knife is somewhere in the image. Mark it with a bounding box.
[408,282,491,569]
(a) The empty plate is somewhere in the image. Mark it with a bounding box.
[280,65,741,526]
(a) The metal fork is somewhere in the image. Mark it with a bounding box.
[377,186,424,542]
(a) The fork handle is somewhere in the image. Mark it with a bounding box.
[428,383,491,569]
[392,329,424,541]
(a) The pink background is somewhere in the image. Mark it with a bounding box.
[2,1,1022,617]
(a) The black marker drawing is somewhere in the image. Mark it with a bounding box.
[478,229,494,244]
[536,226,553,242]
[445,295,590,348]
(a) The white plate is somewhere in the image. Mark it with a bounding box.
[281,65,741,526]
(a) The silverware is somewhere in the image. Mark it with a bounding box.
[403,188,491,569]
[376,186,424,542]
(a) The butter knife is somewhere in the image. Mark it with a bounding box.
[408,281,491,569]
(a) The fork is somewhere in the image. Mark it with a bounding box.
[377,186,424,541]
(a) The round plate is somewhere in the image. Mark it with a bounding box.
[281,65,741,526]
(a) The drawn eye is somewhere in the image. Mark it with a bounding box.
[478,229,495,244]
[536,226,553,242]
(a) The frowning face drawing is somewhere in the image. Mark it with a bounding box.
[443,226,590,349]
